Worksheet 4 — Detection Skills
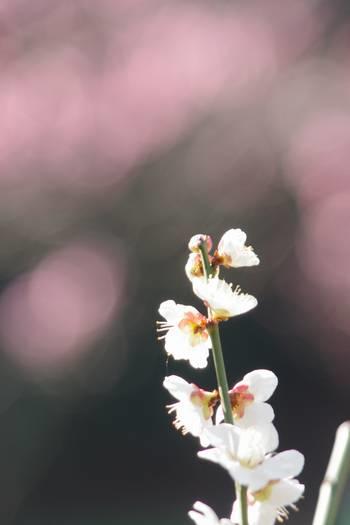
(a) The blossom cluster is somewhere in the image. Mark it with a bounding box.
[158,229,305,525]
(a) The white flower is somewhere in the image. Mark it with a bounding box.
[216,370,278,428]
[158,300,211,368]
[198,424,278,490]
[193,277,257,320]
[163,375,219,447]
[199,423,304,492]
[217,228,259,268]
[189,501,233,525]
[231,478,305,525]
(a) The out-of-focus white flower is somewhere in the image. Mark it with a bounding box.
[217,228,259,268]
[216,370,277,428]
[158,300,210,368]
[164,375,219,447]
[189,501,233,525]
[193,277,257,321]
[199,423,303,492]
[231,478,305,525]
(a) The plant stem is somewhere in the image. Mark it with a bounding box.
[199,240,248,525]
[198,243,214,279]
[198,242,232,424]
[239,486,249,525]
[207,322,233,425]
[312,421,350,525]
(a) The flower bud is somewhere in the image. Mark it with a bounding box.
[188,234,213,253]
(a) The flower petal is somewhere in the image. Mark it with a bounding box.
[193,277,257,318]
[227,291,258,317]
[158,300,199,323]
[163,327,191,359]
[263,450,305,480]
[247,503,276,525]
[237,402,275,428]
[188,344,210,369]
[236,425,276,470]
[215,405,224,425]
[218,229,260,268]
[158,299,180,322]
[202,423,240,454]
[198,447,225,466]
[189,501,224,525]
[234,464,270,492]
[219,228,247,248]
[252,423,279,453]
[163,326,209,363]
[269,479,305,507]
[240,370,278,402]
[163,375,193,401]
[175,403,203,436]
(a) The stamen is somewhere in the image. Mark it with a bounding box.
[276,505,290,523]
[173,419,188,434]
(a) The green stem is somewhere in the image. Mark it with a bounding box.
[198,241,232,424]
[312,421,350,525]
[207,322,233,425]
[198,240,249,525]
[239,486,249,525]
[198,243,215,279]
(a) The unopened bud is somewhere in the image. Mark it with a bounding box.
[188,234,213,253]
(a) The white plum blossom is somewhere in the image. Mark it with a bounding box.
[216,370,278,428]
[189,501,233,525]
[199,423,303,493]
[231,477,305,525]
[163,375,219,447]
[193,277,257,321]
[158,300,211,368]
[158,229,306,525]
[217,228,259,268]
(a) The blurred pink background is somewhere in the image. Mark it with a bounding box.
[0,1,348,524]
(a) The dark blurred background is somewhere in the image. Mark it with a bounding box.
[0,0,348,524]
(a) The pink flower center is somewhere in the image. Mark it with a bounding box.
[229,384,254,419]
[190,385,219,420]
[178,312,209,346]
